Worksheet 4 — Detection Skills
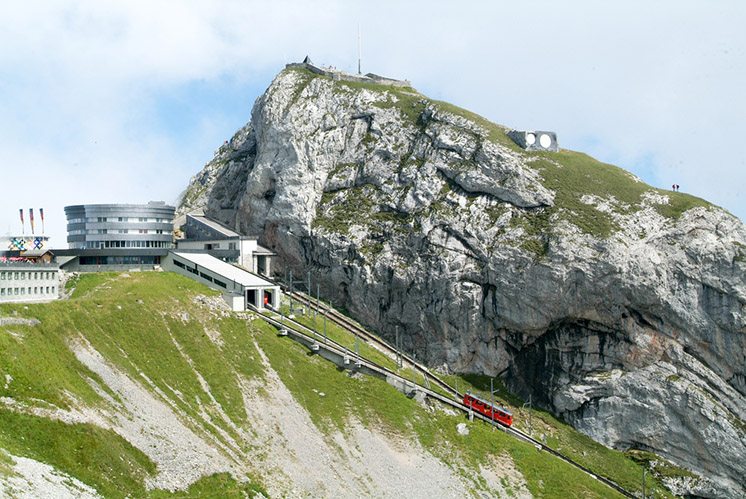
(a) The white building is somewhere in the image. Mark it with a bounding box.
[162,251,280,311]
[0,263,60,303]
[176,214,275,276]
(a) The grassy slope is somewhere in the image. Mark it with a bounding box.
[288,66,715,241]
[272,304,677,499]
[0,272,267,498]
[0,272,677,497]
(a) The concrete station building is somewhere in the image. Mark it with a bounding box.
[175,214,275,277]
[163,251,280,311]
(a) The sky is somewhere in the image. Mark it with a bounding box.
[1,1,745,245]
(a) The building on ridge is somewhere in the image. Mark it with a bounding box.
[58,202,175,271]
[175,213,275,277]
[0,260,60,303]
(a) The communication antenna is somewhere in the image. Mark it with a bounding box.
[357,24,362,75]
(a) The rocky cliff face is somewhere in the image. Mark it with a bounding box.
[181,64,746,497]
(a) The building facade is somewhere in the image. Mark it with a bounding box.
[0,262,60,303]
[162,251,280,311]
[62,202,175,271]
[176,214,275,277]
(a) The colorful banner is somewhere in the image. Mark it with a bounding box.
[29,208,35,235]
[19,209,24,234]
[6,236,48,252]
[40,208,45,234]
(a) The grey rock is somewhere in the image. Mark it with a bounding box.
[179,67,746,497]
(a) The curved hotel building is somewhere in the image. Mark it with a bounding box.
[63,202,175,269]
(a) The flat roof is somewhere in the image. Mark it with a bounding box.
[171,251,277,288]
[254,244,275,255]
[188,214,243,238]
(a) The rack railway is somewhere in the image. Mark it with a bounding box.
[250,296,636,499]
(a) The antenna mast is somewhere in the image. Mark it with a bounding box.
[357,24,362,75]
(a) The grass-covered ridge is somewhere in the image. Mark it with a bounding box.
[0,271,684,497]
[0,272,267,497]
[285,65,716,241]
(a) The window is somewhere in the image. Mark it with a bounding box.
[97,217,107,222]
[45,286,49,294]
[52,286,56,294]
[173,260,186,269]
[118,229,128,234]
[139,217,147,222]
[199,272,213,282]
[98,229,108,234]
[228,242,237,250]
[1,289,5,296]
[213,279,227,289]
[34,287,38,294]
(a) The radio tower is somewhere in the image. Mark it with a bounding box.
[357,24,362,75]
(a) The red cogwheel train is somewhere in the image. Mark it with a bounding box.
[463,392,513,427]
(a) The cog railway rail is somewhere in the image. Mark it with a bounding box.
[250,288,635,498]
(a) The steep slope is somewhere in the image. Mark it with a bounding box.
[181,63,746,497]
[1,272,668,498]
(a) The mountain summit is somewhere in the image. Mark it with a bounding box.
[181,61,746,497]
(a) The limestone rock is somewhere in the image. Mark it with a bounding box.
[179,65,746,497]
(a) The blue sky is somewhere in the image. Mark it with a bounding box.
[1,1,745,244]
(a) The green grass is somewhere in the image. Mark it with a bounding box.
[254,317,627,497]
[149,473,267,498]
[287,65,718,243]
[626,449,698,482]
[313,185,378,234]
[275,299,455,399]
[442,373,674,498]
[0,272,683,497]
[530,151,713,236]
[0,409,156,498]
[0,272,268,497]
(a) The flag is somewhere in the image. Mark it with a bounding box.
[19,209,24,234]
[29,208,35,235]
[40,208,45,234]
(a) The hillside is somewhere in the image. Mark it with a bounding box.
[0,272,684,497]
[180,62,746,497]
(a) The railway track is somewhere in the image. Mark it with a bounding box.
[284,288,461,400]
[250,302,635,498]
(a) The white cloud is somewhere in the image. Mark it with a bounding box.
[1,1,744,244]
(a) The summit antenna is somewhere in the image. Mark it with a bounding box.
[357,24,362,75]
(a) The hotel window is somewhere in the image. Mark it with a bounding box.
[118,229,129,234]
[52,286,56,294]
[34,287,38,294]
[98,217,107,222]
[46,286,50,294]
[0,273,4,280]
[1,289,5,296]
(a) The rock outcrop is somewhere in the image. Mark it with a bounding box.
[180,62,746,497]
